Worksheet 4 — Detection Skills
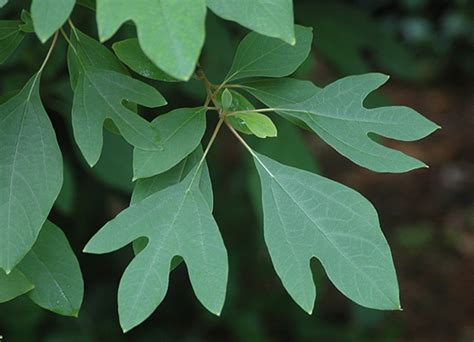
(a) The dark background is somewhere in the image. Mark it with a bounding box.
[1,0,473,341]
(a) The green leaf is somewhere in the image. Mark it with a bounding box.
[221,89,233,111]
[252,152,400,313]
[0,74,63,272]
[67,30,167,167]
[19,10,34,33]
[17,221,84,317]
[207,0,295,44]
[84,166,227,332]
[133,107,207,179]
[112,38,177,82]
[96,0,206,80]
[241,74,440,173]
[225,25,312,82]
[0,20,25,64]
[0,0,8,8]
[131,146,213,256]
[231,113,277,138]
[31,0,75,42]
[0,269,34,303]
[89,130,134,193]
[67,29,128,88]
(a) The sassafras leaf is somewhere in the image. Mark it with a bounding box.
[17,221,84,317]
[96,0,206,80]
[31,0,76,42]
[0,74,63,272]
[84,166,227,332]
[242,74,439,173]
[253,152,400,313]
[0,269,33,303]
[207,0,295,44]
[225,25,312,82]
[133,107,207,179]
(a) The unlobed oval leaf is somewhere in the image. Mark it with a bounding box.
[0,74,63,272]
[252,152,401,313]
[133,107,207,179]
[31,0,75,42]
[207,0,295,45]
[225,25,312,82]
[17,221,84,317]
[231,113,277,138]
[112,38,177,82]
[0,269,33,303]
[96,0,206,80]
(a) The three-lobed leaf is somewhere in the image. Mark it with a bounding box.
[96,0,206,80]
[132,147,213,256]
[207,0,295,45]
[67,30,167,166]
[84,166,227,333]
[225,25,312,82]
[253,152,400,313]
[242,74,439,172]
[133,107,207,179]
[0,74,63,272]
[31,0,76,42]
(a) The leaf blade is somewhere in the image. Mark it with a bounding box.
[0,74,63,272]
[226,25,312,82]
[253,152,400,312]
[97,0,206,80]
[207,0,295,44]
[31,0,75,42]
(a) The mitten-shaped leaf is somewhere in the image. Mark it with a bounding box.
[84,167,227,332]
[226,25,312,82]
[31,0,75,42]
[0,74,63,272]
[242,74,439,173]
[207,0,295,44]
[96,0,206,80]
[133,107,207,179]
[17,221,84,317]
[67,30,167,166]
[253,152,400,313]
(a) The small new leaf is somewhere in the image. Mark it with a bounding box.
[113,38,177,82]
[221,89,233,111]
[242,74,440,172]
[31,0,75,42]
[0,74,63,272]
[97,0,206,80]
[84,166,227,332]
[207,0,295,44]
[225,25,312,82]
[230,113,277,138]
[253,152,400,313]
[133,107,207,179]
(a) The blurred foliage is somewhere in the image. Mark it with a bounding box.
[0,0,472,341]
